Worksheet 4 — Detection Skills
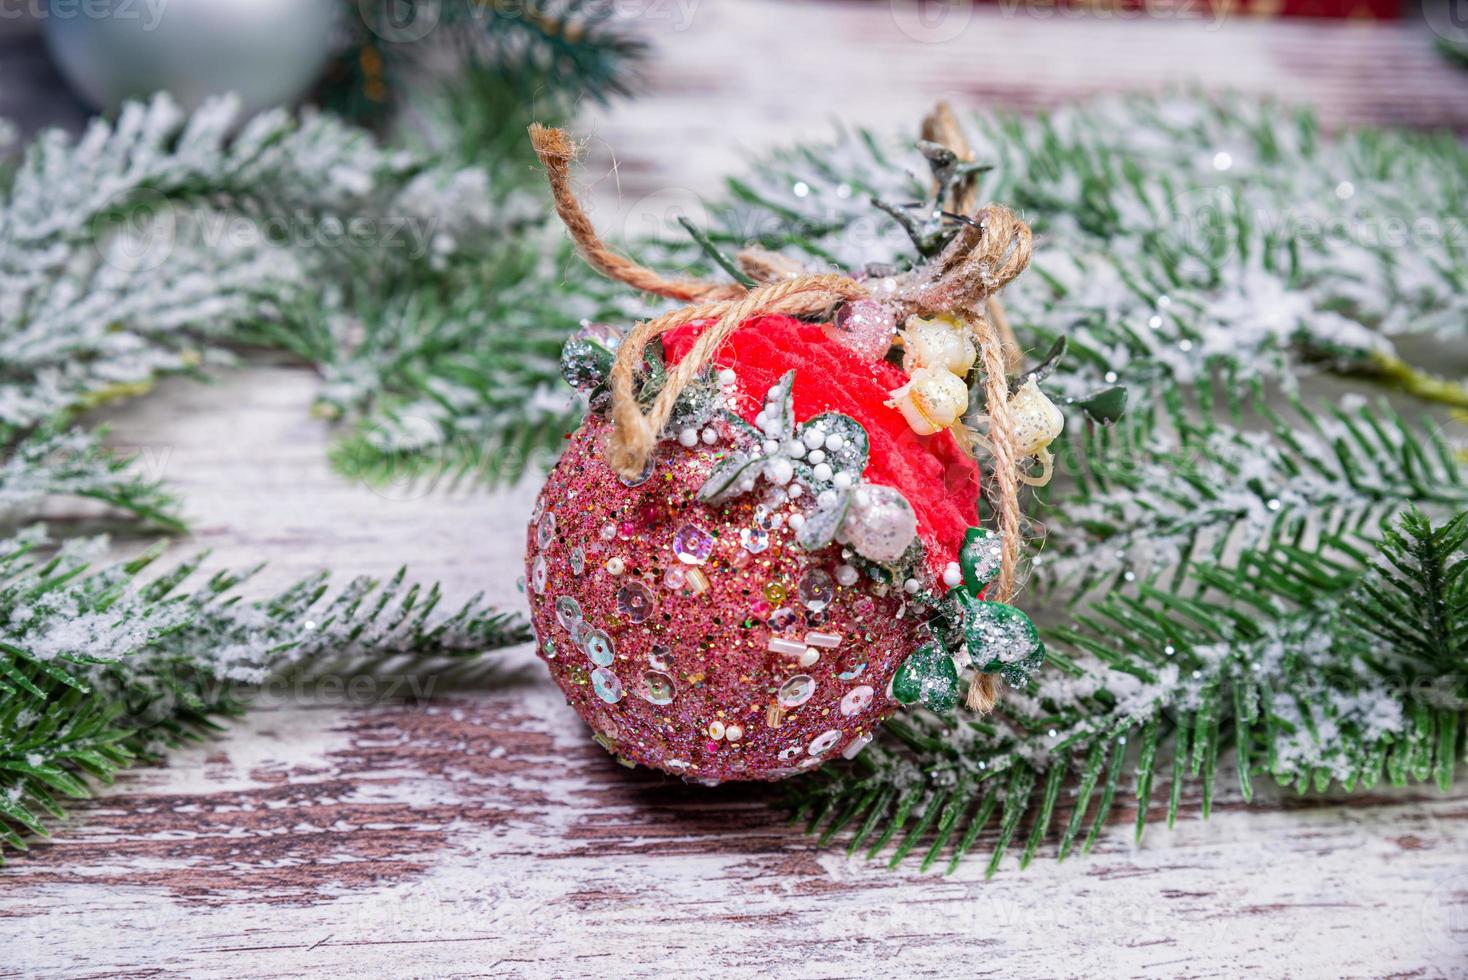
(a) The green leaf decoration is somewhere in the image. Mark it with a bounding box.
[637,339,667,403]
[719,409,763,442]
[959,527,1003,596]
[1076,385,1128,425]
[666,381,721,433]
[1010,336,1066,395]
[559,333,615,393]
[697,450,762,505]
[928,587,974,649]
[796,486,852,551]
[965,601,1045,687]
[796,412,869,483]
[892,643,960,713]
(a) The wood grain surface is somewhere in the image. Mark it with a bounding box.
[6,3,1468,977]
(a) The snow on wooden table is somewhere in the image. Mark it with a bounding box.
[7,3,1468,976]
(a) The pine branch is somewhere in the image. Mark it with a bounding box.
[0,527,530,861]
[0,95,513,431]
[325,0,646,127]
[246,233,642,489]
[1041,384,1468,594]
[0,423,183,533]
[694,94,1468,410]
[788,511,1466,874]
[466,0,647,103]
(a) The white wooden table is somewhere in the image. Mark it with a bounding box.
[7,4,1468,976]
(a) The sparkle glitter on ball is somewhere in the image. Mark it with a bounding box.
[523,414,923,782]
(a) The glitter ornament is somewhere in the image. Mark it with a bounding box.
[526,317,987,783]
[525,121,1056,782]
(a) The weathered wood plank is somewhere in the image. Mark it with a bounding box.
[7,692,1467,977]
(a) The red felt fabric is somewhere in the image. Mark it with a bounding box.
[663,314,980,575]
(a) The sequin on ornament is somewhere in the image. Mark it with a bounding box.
[619,457,655,487]
[663,566,686,590]
[778,674,817,707]
[531,555,547,594]
[583,628,615,666]
[591,667,624,703]
[638,670,676,705]
[740,527,770,554]
[808,730,843,755]
[616,582,656,623]
[840,685,875,715]
[768,607,800,633]
[536,511,557,548]
[555,596,582,630]
[569,547,586,575]
[672,524,715,564]
[798,568,835,611]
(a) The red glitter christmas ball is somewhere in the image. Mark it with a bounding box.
[524,315,981,782]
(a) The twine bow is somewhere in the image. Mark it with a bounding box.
[530,109,1031,712]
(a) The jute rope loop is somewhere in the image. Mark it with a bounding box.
[605,275,868,478]
[530,118,1032,713]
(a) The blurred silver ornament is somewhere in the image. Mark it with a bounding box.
[44,0,339,115]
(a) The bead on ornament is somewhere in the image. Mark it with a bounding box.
[886,367,969,436]
[825,298,898,361]
[967,378,1065,487]
[900,313,977,376]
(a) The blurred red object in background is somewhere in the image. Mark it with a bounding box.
[971,0,1402,19]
